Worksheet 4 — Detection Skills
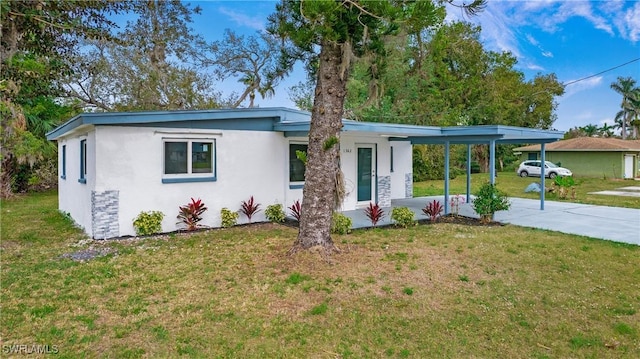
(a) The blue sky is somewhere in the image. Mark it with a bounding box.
[191,0,640,132]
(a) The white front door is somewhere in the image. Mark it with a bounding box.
[624,155,634,179]
[356,145,376,204]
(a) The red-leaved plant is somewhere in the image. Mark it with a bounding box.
[364,202,385,227]
[288,200,302,221]
[177,198,208,231]
[240,196,261,223]
[422,199,443,222]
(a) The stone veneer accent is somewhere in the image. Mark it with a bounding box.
[377,175,391,207]
[91,190,120,239]
[405,173,413,198]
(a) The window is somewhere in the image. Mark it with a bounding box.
[61,145,66,179]
[527,153,537,160]
[390,146,394,173]
[289,143,308,185]
[79,140,86,183]
[163,140,216,183]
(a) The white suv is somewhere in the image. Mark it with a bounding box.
[517,160,572,179]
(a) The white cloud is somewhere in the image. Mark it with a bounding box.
[623,1,640,42]
[555,1,613,35]
[541,51,554,58]
[218,7,265,32]
[526,63,545,71]
[563,76,603,97]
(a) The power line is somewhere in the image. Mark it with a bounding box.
[563,57,640,86]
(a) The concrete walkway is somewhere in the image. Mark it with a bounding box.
[342,196,640,246]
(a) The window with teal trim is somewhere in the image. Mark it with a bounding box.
[289,143,307,188]
[79,139,87,183]
[61,145,66,179]
[163,139,216,183]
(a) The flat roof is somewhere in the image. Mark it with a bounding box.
[47,107,563,144]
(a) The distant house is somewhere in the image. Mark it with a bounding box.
[47,107,563,239]
[514,137,640,179]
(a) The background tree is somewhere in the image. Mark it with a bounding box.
[345,21,563,176]
[269,0,485,254]
[599,123,615,138]
[610,76,636,140]
[63,0,222,111]
[625,88,640,139]
[1,0,127,196]
[208,29,291,108]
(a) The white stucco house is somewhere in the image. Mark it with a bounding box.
[46,107,564,239]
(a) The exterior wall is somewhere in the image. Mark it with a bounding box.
[282,136,411,213]
[91,126,288,237]
[519,151,633,178]
[340,134,395,209]
[58,125,416,238]
[389,142,413,199]
[57,130,96,236]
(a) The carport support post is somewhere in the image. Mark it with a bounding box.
[466,144,471,203]
[540,143,546,210]
[489,140,496,185]
[444,141,450,214]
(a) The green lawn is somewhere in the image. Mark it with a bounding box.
[2,191,639,358]
[414,171,640,209]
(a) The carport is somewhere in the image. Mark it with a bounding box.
[277,118,564,213]
[390,125,564,213]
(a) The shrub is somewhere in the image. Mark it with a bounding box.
[220,208,238,228]
[422,200,444,222]
[391,207,415,228]
[472,182,510,223]
[177,198,207,231]
[133,211,164,236]
[240,196,261,223]
[288,200,302,221]
[553,175,576,200]
[364,202,385,227]
[265,204,286,223]
[331,212,352,235]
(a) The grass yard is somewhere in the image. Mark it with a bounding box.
[414,171,640,209]
[2,191,639,358]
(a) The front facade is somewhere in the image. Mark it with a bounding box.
[515,138,640,179]
[48,107,565,239]
[48,108,413,238]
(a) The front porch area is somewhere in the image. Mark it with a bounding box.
[343,196,478,229]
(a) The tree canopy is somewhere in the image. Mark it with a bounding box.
[269,0,486,253]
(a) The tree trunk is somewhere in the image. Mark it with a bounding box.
[293,41,348,254]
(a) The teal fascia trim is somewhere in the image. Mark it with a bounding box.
[120,118,275,131]
[342,121,441,136]
[47,107,311,140]
[410,135,503,144]
[284,131,310,138]
[162,176,217,184]
[289,184,304,189]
